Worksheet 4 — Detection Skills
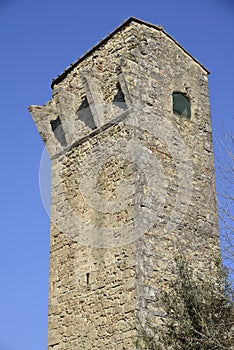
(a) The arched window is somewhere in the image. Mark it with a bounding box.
[173,92,191,119]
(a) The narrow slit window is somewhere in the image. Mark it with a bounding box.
[173,92,191,119]
[86,273,90,285]
[50,116,67,147]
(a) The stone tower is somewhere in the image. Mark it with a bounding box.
[29,17,220,350]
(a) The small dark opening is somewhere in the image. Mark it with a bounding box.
[50,116,67,147]
[86,273,90,285]
[112,82,127,110]
[77,97,96,130]
[173,92,191,119]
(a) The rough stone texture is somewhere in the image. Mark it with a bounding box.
[29,18,220,350]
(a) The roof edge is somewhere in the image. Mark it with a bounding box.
[51,17,210,89]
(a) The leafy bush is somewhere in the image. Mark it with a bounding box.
[138,256,234,350]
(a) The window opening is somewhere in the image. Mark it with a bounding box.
[50,116,67,147]
[173,92,191,119]
[112,82,127,110]
[77,97,96,129]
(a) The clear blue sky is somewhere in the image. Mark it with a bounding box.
[0,0,233,349]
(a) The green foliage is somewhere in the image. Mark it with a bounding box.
[138,257,234,350]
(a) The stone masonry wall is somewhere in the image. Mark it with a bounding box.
[121,21,220,329]
[48,121,139,349]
